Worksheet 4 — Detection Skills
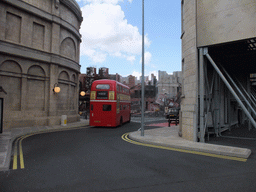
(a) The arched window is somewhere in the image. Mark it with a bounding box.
[57,71,70,110]
[60,37,76,60]
[26,65,46,111]
[0,60,22,111]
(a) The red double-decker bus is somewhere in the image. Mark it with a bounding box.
[89,79,131,127]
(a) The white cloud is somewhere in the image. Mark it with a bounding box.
[126,55,136,62]
[140,51,152,66]
[79,1,151,63]
[131,71,141,79]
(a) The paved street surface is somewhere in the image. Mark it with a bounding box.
[1,121,256,192]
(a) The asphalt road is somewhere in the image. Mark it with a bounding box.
[1,120,256,192]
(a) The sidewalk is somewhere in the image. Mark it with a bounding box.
[129,126,251,160]
[0,119,89,171]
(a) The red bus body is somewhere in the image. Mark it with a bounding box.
[89,79,131,127]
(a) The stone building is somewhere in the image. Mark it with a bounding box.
[157,71,182,99]
[0,0,83,129]
[180,0,256,141]
[130,84,157,113]
[127,75,136,88]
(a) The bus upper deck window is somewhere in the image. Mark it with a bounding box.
[96,84,110,89]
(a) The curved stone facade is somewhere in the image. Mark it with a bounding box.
[0,0,83,129]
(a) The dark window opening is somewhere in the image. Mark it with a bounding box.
[103,105,111,111]
[97,91,108,99]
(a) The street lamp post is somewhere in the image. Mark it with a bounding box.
[141,0,145,136]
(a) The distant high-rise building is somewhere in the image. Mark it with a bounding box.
[157,70,182,99]
[99,67,109,78]
[128,75,136,88]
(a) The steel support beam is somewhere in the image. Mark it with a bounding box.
[247,76,252,130]
[199,48,205,142]
[204,48,256,129]
[219,64,256,117]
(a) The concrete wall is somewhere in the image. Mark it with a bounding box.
[181,0,256,141]
[180,0,198,141]
[0,0,82,130]
[197,0,256,47]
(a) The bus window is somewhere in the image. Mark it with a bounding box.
[96,84,110,89]
[103,105,112,111]
[97,91,108,99]
[91,104,93,111]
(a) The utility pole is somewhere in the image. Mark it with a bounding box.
[141,0,145,136]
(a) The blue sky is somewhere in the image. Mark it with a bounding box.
[75,0,181,80]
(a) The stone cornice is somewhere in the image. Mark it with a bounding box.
[60,0,83,22]
[0,41,81,73]
[2,0,82,39]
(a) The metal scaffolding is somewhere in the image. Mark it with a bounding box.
[199,47,256,142]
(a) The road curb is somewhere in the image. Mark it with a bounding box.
[129,130,251,159]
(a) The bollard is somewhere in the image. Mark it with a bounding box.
[61,115,67,126]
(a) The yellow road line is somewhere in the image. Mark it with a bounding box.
[12,139,19,170]
[12,134,32,170]
[12,126,87,170]
[121,133,247,162]
[19,137,26,169]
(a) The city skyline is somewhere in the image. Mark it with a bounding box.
[76,0,181,80]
